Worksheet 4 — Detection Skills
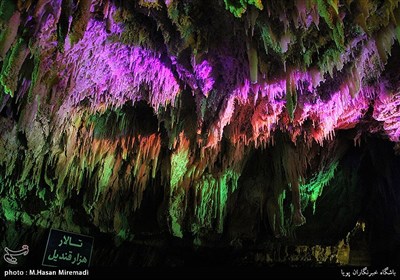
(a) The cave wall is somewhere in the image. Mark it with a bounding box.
[1,0,400,266]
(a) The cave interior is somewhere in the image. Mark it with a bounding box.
[1,0,400,269]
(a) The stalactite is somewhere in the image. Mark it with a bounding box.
[69,0,92,44]
[300,161,338,214]
[139,0,162,10]
[0,0,16,24]
[348,65,361,98]
[133,134,161,209]
[194,60,214,96]
[27,50,41,102]
[375,25,396,65]
[33,0,52,19]
[246,38,258,84]
[57,0,73,50]
[0,10,20,60]
[285,71,297,121]
[0,38,30,96]
[193,168,240,235]
[373,91,400,142]
[168,132,190,237]
[260,25,282,54]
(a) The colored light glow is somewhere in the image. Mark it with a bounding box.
[1,198,18,222]
[63,20,181,113]
[194,60,214,96]
[300,161,338,214]
[36,4,398,148]
[194,168,240,234]
[223,0,263,18]
[97,155,114,200]
[170,134,190,189]
[169,133,190,237]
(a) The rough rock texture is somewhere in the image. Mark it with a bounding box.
[1,0,400,267]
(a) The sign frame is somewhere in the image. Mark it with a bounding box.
[42,228,94,268]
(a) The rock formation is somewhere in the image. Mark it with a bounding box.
[1,0,400,267]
